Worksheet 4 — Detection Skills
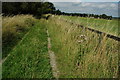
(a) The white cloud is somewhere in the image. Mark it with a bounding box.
[77,2,118,9]
[49,0,81,2]
[53,2,118,17]
[49,0,119,2]
[110,3,117,7]
[88,0,119,2]
[80,3,92,7]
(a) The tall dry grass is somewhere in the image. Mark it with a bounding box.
[2,15,37,58]
[46,15,118,78]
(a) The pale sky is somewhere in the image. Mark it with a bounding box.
[48,0,119,2]
[1,0,119,2]
[49,0,119,17]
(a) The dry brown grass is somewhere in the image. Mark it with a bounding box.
[2,15,37,58]
[46,15,118,78]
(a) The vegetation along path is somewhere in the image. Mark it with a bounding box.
[47,29,59,78]
[2,21,53,78]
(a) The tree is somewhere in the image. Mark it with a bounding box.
[101,14,107,19]
[2,2,56,18]
[55,9,61,15]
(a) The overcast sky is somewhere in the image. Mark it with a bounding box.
[48,0,119,2]
[48,0,119,17]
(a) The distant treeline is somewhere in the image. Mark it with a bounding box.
[53,10,112,20]
[2,2,56,18]
[2,2,112,20]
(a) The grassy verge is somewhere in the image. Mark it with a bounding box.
[46,15,118,78]
[2,20,53,78]
[2,15,36,58]
[58,15,119,37]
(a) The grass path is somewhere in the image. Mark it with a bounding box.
[2,21,53,78]
[47,30,59,78]
[2,29,31,64]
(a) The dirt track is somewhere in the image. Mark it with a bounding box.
[47,30,59,78]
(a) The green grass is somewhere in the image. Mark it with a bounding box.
[58,15,119,37]
[2,14,118,78]
[46,15,118,78]
[2,15,36,58]
[2,20,53,78]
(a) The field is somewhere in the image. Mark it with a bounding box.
[2,14,119,78]
[59,15,119,37]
